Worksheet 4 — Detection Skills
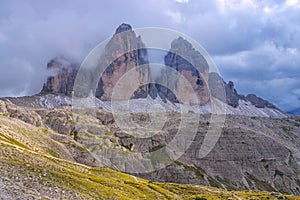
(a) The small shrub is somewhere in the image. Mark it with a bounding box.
[195,197,207,200]
[1,113,10,117]
[41,127,48,133]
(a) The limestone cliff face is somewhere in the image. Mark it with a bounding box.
[96,23,150,101]
[158,37,210,105]
[225,81,239,107]
[39,24,279,111]
[40,57,78,96]
[208,72,239,107]
[208,73,278,109]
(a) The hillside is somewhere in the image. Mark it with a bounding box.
[1,111,299,199]
[1,99,300,199]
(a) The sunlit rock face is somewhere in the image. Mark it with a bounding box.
[96,23,150,101]
[39,25,216,105]
[96,31,213,105]
[161,37,210,105]
[39,23,280,112]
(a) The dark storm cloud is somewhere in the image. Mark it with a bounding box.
[214,41,300,110]
[0,0,299,111]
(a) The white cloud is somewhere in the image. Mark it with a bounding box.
[264,6,272,13]
[217,0,258,12]
[175,0,189,3]
[165,10,185,24]
[285,0,300,7]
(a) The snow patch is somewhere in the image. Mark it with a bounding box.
[94,97,286,118]
[10,94,286,118]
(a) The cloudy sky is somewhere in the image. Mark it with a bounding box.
[0,0,300,111]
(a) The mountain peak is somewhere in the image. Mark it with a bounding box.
[171,36,193,50]
[40,57,78,96]
[38,24,284,116]
[115,23,132,34]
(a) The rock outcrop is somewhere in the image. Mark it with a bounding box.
[208,73,278,109]
[39,23,281,111]
[208,72,239,107]
[96,23,150,101]
[225,81,239,107]
[40,57,78,96]
[155,37,210,104]
[242,94,276,109]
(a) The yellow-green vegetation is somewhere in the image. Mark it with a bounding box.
[0,115,299,199]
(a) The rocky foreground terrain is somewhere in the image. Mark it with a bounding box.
[0,99,300,199]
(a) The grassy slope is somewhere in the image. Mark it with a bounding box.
[0,114,299,200]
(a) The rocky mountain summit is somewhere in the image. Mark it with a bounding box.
[153,37,210,104]
[40,57,78,96]
[95,23,150,100]
[37,23,283,118]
